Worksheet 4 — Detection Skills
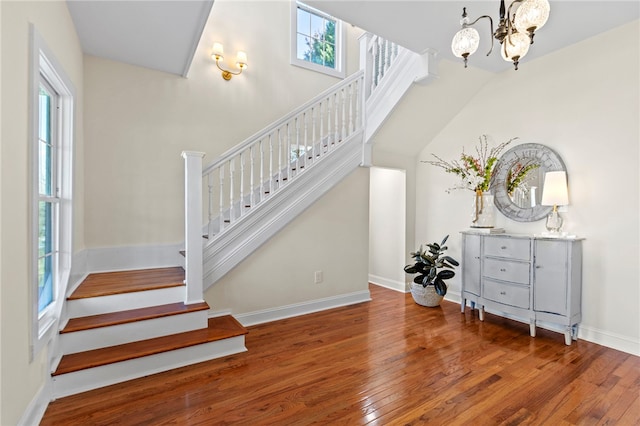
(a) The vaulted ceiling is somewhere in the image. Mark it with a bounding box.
[67,1,639,76]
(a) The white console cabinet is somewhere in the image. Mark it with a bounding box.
[461,232,583,345]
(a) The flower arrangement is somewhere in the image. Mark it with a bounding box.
[424,135,518,193]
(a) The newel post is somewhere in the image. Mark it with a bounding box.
[359,32,373,100]
[181,151,206,304]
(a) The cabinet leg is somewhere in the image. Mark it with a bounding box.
[564,327,572,346]
[479,306,484,321]
[461,299,466,313]
[571,325,579,341]
[529,319,536,337]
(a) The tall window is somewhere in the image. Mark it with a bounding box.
[30,25,74,358]
[38,78,58,315]
[291,2,345,78]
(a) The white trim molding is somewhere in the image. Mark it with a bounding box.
[235,290,371,327]
[369,275,407,293]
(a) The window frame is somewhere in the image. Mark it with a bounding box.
[290,1,345,78]
[29,25,75,359]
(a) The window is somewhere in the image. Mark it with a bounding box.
[38,78,58,315]
[30,25,75,358]
[291,1,345,78]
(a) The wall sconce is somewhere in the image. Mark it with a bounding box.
[541,171,569,234]
[211,42,247,81]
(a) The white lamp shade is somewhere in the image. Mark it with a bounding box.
[451,27,480,58]
[236,51,248,67]
[514,0,550,33]
[501,32,531,62]
[212,42,224,59]
[541,171,569,206]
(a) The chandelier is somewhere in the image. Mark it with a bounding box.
[451,0,550,70]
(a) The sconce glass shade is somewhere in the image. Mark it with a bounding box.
[501,31,530,66]
[212,42,224,59]
[541,171,569,206]
[236,51,248,68]
[451,27,480,58]
[514,0,550,34]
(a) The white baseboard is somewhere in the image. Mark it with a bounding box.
[17,381,51,426]
[235,290,371,327]
[368,275,407,293]
[86,243,183,273]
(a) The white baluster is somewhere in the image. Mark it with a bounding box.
[249,145,255,209]
[348,83,354,135]
[266,135,271,199]
[384,39,390,75]
[219,165,224,231]
[319,100,324,158]
[334,92,339,146]
[311,105,316,162]
[207,172,214,239]
[341,88,347,140]
[229,159,235,224]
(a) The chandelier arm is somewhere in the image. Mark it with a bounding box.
[466,15,495,57]
[506,0,525,34]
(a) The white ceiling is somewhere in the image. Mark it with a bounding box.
[66,0,639,76]
[66,0,214,76]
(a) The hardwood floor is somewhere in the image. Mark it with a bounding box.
[42,284,639,425]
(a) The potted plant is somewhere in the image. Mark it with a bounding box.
[404,235,459,307]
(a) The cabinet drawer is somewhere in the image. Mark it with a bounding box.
[484,279,530,309]
[484,237,530,260]
[483,258,530,285]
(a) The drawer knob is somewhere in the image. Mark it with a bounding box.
[500,291,507,295]
[501,246,507,250]
[500,268,507,272]
[535,265,542,269]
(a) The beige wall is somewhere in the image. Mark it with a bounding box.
[0,1,84,424]
[84,0,364,248]
[207,168,370,313]
[413,21,639,353]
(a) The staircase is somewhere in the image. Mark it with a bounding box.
[51,267,247,398]
[182,33,437,296]
[50,33,436,399]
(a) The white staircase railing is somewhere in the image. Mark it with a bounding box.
[183,34,417,301]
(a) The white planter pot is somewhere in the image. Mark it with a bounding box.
[410,283,444,307]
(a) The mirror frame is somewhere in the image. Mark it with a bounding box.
[492,143,566,222]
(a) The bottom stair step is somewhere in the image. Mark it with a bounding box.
[52,316,248,398]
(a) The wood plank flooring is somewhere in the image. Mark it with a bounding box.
[42,284,639,425]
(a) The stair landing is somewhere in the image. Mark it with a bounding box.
[68,266,185,299]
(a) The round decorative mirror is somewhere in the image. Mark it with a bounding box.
[492,143,566,222]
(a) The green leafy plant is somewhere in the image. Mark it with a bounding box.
[404,235,459,296]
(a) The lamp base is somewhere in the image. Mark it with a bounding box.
[545,209,563,233]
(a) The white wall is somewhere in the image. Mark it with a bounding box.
[415,21,639,354]
[369,167,406,291]
[0,1,84,424]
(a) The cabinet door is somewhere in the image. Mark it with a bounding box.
[534,240,568,315]
[462,234,481,296]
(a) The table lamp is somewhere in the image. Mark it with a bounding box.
[541,171,569,233]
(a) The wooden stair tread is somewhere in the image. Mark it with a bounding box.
[68,267,185,300]
[53,316,247,376]
[60,302,210,334]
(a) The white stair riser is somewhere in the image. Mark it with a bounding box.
[52,336,247,399]
[60,310,209,354]
[66,286,185,318]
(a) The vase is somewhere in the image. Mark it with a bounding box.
[471,190,495,228]
[410,283,444,307]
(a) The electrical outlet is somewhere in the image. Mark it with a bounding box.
[314,270,323,283]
